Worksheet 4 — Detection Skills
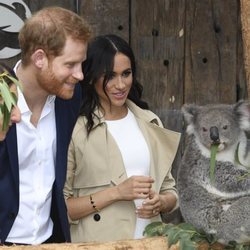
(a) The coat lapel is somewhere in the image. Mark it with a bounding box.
[108,132,128,185]
[6,125,19,189]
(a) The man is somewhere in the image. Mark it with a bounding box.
[0,7,91,245]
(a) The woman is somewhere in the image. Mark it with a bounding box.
[64,34,181,242]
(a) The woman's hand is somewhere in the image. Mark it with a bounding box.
[115,175,154,201]
[136,190,161,218]
[136,190,177,218]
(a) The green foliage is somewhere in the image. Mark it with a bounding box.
[0,71,22,131]
[210,144,219,184]
[144,222,213,250]
[144,222,250,250]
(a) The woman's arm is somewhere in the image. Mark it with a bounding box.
[66,175,155,221]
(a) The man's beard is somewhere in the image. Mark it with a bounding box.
[37,67,76,99]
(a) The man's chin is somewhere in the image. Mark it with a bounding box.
[57,90,74,100]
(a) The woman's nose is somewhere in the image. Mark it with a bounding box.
[116,76,125,89]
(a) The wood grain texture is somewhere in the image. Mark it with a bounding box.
[185,0,240,105]
[0,237,168,250]
[78,0,129,42]
[240,0,250,98]
[131,0,185,125]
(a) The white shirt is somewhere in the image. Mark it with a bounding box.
[6,74,56,244]
[106,109,151,239]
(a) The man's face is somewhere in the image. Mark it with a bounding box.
[37,37,87,99]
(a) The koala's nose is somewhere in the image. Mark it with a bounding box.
[210,126,220,143]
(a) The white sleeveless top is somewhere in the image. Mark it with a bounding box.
[106,108,151,239]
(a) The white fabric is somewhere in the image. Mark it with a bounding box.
[106,109,151,239]
[7,64,56,244]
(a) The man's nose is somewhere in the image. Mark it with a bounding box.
[73,65,84,81]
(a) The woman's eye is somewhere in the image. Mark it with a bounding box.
[122,70,132,77]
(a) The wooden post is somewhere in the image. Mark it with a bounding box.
[0,237,169,250]
[240,0,250,98]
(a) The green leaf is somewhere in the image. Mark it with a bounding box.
[6,74,23,91]
[177,223,197,231]
[2,104,10,131]
[167,227,182,245]
[210,144,219,184]
[179,236,197,250]
[143,222,166,236]
[0,103,3,118]
[0,81,16,111]
[0,69,22,131]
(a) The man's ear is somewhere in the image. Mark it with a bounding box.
[31,49,48,69]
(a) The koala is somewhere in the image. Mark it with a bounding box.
[177,100,250,245]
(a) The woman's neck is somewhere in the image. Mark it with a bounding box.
[103,105,128,121]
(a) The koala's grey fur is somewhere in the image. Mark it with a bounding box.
[177,101,250,244]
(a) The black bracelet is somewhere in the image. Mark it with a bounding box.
[90,194,101,221]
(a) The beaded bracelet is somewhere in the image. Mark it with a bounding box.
[89,194,101,221]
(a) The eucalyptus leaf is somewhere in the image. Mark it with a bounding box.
[167,227,181,245]
[179,236,197,250]
[0,103,3,118]
[0,81,16,111]
[177,223,197,231]
[2,104,10,131]
[5,74,23,91]
[144,222,250,249]
[210,144,219,184]
[143,222,165,236]
[0,69,21,131]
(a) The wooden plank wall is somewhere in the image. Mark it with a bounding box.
[241,0,250,97]
[1,0,246,127]
[0,0,248,223]
[79,0,247,121]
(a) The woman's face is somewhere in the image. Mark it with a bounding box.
[95,53,133,115]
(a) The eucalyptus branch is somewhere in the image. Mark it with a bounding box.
[0,69,22,131]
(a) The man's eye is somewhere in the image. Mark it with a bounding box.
[66,63,74,68]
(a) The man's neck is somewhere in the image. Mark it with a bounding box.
[15,62,49,127]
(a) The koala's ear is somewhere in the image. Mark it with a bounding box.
[234,100,250,131]
[181,104,199,125]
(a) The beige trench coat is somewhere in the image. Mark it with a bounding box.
[64,100,181,243]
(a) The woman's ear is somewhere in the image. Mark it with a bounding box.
[30,49,48,69]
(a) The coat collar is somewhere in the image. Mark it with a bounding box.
[92,100,180,189]
[91,99,161,128]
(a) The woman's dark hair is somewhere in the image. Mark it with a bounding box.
[80,34,149,135]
